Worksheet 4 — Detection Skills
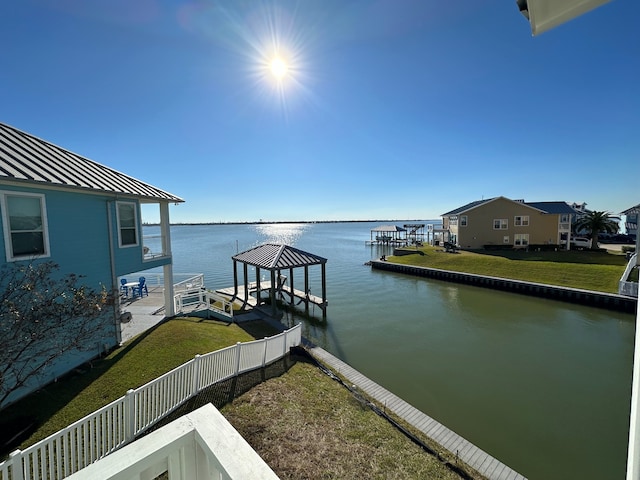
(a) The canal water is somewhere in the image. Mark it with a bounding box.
[144,221,635,480]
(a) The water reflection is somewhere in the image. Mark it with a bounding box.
[253,223,308,246]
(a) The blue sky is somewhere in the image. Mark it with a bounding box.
[1,1,638,223]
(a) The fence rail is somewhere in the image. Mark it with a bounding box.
[0,324,302,480]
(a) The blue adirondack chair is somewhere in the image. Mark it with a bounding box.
[132,276,148,297]
[120,278,129,296]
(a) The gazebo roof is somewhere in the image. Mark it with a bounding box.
[371,225,406,233]
[232,243,327,271]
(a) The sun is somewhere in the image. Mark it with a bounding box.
[269,57,288,80]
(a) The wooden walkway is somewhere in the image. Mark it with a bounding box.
[306,344,527,480]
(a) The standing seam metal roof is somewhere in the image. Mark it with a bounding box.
[0,122,184,203]
[232,244,327,270]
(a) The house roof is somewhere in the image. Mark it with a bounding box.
[441,198,493,216]
[232,243,327,271]
[525,202,577,215]
[442,197,577,216]
[622,204,640,215]
[0,122,184,203]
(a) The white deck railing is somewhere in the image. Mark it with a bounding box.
[619,253,638,298]
[0,324,302,480]
[173,288,234,319]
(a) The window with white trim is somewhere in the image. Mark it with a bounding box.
[514,215,529,226]
[514,233,529,246]
[503,235,510,244]
[1,191,50,260]
[117,202,139,247]
[449,216,458,226]
[493,218,508,229]
[460,215,467,227]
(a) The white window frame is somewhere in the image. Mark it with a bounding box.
[514,215,529,227]
[116,201,139,248]
[0,191,51,261]
[460,215,467,227]
[494,218,508,230]
[449,215,458,226]
[514,233,530,246]
[503,235,510,244]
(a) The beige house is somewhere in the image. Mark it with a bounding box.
[441,197,577,249]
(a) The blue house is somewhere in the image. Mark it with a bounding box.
[0,122,184,406]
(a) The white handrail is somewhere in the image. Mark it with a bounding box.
[2,324,302,480]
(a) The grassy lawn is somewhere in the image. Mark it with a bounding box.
[388,245,630,293]
[1,317,254,452]
[0,317,484,479]
[222,360,472,480]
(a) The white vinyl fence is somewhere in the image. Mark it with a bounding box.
[0,324,302,480]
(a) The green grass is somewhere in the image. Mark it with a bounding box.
[1,317,254,451]
[222,361,474,479]
[389,245,630,293]
[2,318,485,478]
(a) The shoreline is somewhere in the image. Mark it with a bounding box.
[370,260,637,313]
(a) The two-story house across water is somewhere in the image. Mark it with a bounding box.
[441,196,577,250]
[0,122,184,407]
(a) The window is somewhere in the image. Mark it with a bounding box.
[515,234,529,246]
[503,235,510,244]
[560,214,570,223]
[117,202,139,247]
[493,219,508,229]
[449,216,458,226]
[514,215,529,226]
[1,192,50,260]
[460,215,467,227]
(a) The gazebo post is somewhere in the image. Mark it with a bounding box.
[321,263,327,317]
[270,269,277,316]
[289,267,295,305]
[256,267,261,305]
[233,260,238,297]
[242,262,248,304]
[304,266,310,313]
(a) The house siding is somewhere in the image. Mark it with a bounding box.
[455,198,561,249]
[0,182,173,407]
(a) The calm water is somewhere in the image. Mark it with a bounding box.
[145,222,635,480]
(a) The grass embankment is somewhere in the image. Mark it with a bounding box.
[2,318,254,450]
[388,245,629,293]
[2,318,478,479]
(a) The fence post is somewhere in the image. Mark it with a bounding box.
[262,338,268,368]
[9,450,24,480]
[283,330,288,357]
[234,342,242,376]
[192,354,201,397]
[125,389,136,443]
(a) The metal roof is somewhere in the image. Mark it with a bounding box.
[0,122,184,203]
[442,198,493,216]
[443,197,577,216]
[526,201,577,214]
[622,204,640,215]
[232,243,327,270]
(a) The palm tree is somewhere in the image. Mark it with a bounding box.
[573,211,619,249]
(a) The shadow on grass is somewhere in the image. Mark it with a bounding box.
[138,350,305,438]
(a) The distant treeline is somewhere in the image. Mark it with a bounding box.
[142,219,440,227]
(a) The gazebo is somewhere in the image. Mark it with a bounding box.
[231,243,328,317]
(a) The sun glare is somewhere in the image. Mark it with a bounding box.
[270,57,288,79]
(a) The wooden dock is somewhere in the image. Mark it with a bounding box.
[216,281,327,309]
[306,344,527,480]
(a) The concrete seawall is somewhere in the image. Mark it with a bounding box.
[370,260,637,313]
